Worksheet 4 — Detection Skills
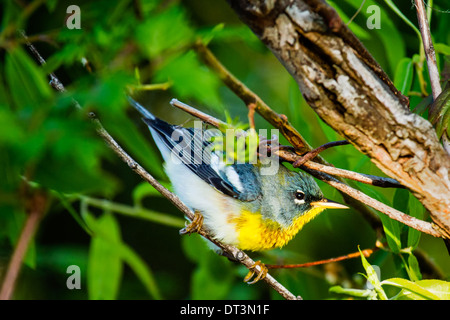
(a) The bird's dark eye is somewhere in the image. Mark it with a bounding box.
[295,190,305,201]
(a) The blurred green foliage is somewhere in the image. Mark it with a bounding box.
[0,0,449,300]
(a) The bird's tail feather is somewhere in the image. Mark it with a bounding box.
[127,96,156,120]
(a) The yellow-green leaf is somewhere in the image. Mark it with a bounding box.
[382,278,442,300]
[86,213,123,300]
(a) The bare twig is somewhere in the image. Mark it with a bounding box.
[292,140,350,167]
[346,0,366,26]
[19,30,65,93]
[20,31,300,301]
[247,102,257,131]
[266,246,377,269]
[0,190,47,300]
[170,98,228,128]
[303,161,405,189]
[414,0,442,100]
[299,165,442,237]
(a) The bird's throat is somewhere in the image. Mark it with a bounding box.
[232,207,326,251]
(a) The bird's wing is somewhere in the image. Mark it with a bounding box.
[141,117,261,202]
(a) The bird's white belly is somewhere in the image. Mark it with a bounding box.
[164,160,240,246]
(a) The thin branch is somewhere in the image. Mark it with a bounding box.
[292,140,350,167]
[266,247,377,269]
[414,0,442,100]
[78,195,186,228]
[346,0,366,26]
[282,142,405,189]
[298,164,442,237]
[0,190,47,300]
[170,98,228,128]
[20,31,300,301]
[19,30,65,93]
[303,161,405,189]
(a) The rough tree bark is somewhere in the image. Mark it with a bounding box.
[226,0,450,236]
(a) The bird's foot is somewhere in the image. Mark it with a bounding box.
[243,260,268,284]
[179,211,204,235]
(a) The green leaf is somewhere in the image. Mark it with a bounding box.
[382,278,441,300]
[106,115,165,179]
[407,196,424,250]
[0,108,26,145]
[199,23,225,45]
[329,286,377,299]
[359,247,387,300]
[378,188,409,253]
[378,214,402,254]
[407,253,422,282]
[393,188,410,213]
[183,236,234,299]
[113,237,162,300]
[43,43,86,74]
[343,0,406,74]
[45,0,58,12]
[84,210,162,299]
[155,50,223,111]
[412,94,433,114]
[86,213,123,300]
[435,43,450,55]
[135,5,194,58]
[384,0,421,41]
[327,1,371,40]
[394,58,414,95]
[429,82,450,137]
[132,181,171,207]
[5,47,52,109]
[412,280,450,300]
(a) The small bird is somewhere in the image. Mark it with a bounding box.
[129,97,347,281]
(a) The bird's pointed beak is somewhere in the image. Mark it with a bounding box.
[310,199,349,209]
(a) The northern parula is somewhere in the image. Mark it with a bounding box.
[129,97,347,252]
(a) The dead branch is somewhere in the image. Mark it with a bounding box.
[266,246,377,269]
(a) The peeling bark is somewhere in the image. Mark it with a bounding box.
[227,0,450,235]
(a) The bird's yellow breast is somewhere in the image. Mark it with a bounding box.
[231,207,325,251]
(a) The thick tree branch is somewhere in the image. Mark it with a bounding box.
[225,0,450,237]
